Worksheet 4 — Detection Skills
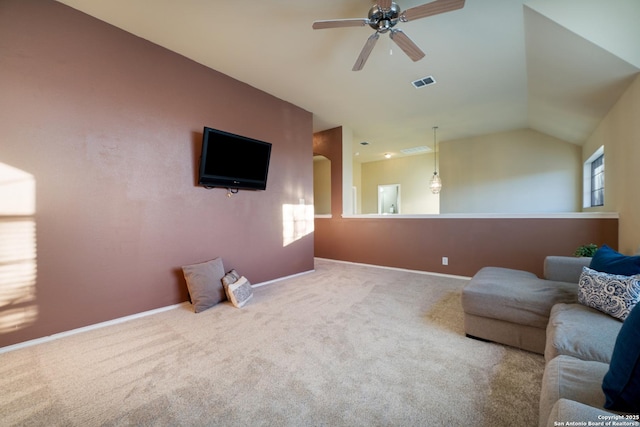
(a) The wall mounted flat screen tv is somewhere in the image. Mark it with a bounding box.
[198,127,272,191]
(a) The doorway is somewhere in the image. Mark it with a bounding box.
[378,184,400,214]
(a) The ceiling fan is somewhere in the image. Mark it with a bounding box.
[312,0,465,71]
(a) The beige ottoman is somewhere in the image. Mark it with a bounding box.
[462,266,579,354]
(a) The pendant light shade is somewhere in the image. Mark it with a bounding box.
[429,172,442,194]
[429,126,442,194]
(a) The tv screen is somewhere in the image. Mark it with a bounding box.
[198,127,272,191]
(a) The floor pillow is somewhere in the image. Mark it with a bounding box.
[182,257,226,313]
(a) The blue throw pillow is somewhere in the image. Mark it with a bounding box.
[590,245,640,276]
[602,303,640,412]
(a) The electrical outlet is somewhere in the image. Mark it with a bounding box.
[442,257,449,266]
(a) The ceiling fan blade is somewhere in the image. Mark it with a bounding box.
[377,0,393,10]
[312,19,369,30]
[402,0,465,22]
[389,29,425,62]
[352,32,380,71]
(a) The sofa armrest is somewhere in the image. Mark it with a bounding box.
[543,256,592,283]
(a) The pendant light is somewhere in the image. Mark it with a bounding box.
[429,126,442,194]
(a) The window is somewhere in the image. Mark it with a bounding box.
[590,154,604,206]
[583,146,604,208]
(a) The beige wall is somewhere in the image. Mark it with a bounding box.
[313,156,331,215]
[360,154,439,214]
[352,161,362,214]
[356,129,581,214]
[583,74,640,254]
[439,129,582,213]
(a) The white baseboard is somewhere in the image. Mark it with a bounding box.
[252,268,315,288]
[1,262,456,354]
[315,257,471,280]
[0,303,185,355]
[1,268,316,354]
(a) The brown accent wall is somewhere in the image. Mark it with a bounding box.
[0,0,314,347]
[315,217,618,278]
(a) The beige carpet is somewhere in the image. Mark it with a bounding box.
[0,259,544,426]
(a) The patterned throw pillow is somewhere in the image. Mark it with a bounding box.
[226,276,253,308]
[578,267,640,321]
[221,269,241,289]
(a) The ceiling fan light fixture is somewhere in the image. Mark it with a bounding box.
[368,3,400,32]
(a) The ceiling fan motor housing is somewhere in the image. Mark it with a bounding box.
[368,2,401,33]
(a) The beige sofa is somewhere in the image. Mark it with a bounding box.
[461,257,639,426]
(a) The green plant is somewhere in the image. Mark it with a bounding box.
[574,243,598,257]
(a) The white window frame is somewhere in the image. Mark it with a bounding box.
[583,146,604,208]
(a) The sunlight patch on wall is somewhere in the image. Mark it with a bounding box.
[0,162,38,334]
[282,203,314,247]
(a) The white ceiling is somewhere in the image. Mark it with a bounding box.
[56,0,639,163]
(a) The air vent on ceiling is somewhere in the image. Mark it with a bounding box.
[411,76,436,88]
[400,146,431,155]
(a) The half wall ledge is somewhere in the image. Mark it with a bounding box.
[340,212,619,219]
[313,212,619,278]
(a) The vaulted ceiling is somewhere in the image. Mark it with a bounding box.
[57,0,639,163]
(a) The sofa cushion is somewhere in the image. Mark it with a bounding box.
[539,355,609,427]
[602,302,640,413]
[462,267,578,329]
[590,244,640,276]
[545,303,621,363]
[578,267,640,321]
